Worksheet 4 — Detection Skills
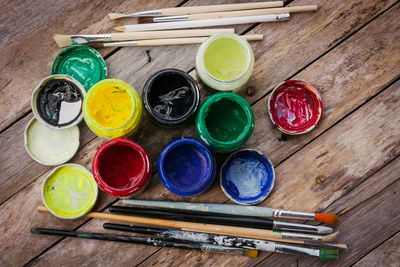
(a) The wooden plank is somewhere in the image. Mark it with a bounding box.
[353,231,400,267]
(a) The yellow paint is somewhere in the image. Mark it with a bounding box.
[87,81,133,128]
[203,37,248,81]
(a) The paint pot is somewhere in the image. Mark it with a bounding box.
[142,69,200,127]
[24,117,79,166]
[51,45,107,92]
[42,163,98,219]
[82,79,143,139]
[92,138,151,198]
[31,74,85,129]
[196,92,254,152]
[158,137,216,197]
[220,149,275,205]
[268,80,323,135]
[196,33,254,92]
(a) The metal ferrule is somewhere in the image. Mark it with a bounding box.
[273,221,319,234]
[103,41,138,47]
[153,15,189,23]
[275,243,319,257]
[272,209,315,220]
[130,9,163,17]
[71,34,112,44]
[281,231,322,241]
[276,13,291,21]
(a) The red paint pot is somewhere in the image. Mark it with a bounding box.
[268,80,323,135]
[92,138,151,198]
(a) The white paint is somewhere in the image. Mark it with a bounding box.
[59,100,82,125]
[24,118,80,166]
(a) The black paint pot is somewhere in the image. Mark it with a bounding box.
[143,69,200,127]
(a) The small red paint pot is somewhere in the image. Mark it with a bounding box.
[268,80,323,135]
[92,138,151,198]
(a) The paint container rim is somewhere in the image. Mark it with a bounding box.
[198,33,253,85]
[41,163,98,219]
[24,117,80,166]
[220,149,275,205]
[268,79,323,135]
[142,68,200,127]
[51,45,107,92]
[31,74,86,130]
[92,137,151,197]
[158,137,216,196]
[196,92,255,152]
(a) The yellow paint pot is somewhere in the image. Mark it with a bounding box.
[83,79,143,139]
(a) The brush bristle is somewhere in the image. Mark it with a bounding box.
[243,249,258,258]
[322,231,339,242]
[114,26,126,32]
[315,213,339,224]
[53,34,72,47]
[108,13,127,20]
[319,248,339,260]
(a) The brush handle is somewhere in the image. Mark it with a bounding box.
[155,6,318,22]
[109,28,234,41]
[103,35,263,47]
[117,14,289,32]
[160,1,284,16]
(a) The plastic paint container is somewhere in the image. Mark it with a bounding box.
[24,117,80,166]
[31,74,85,130]
[42,164,98,219]
[196,92,254,152]
[268,80,323,135]
[143,69,200,127]
[51,45,107,92]
[196,33,254,92]
[220,149,275,205]
[158,137,216,197]
[82,79,143,139]
[92,138,151,198]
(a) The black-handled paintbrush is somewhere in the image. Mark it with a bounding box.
[31,228,258,258]
[109,206,332,234]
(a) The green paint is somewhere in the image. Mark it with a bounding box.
[196,92,254,152]
[42,164,98,219]
[77,233,92,238]
[51,45,107,91]
[203,38,248,81]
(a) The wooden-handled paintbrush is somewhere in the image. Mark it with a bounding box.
[143,5,318,23]
[122,200,340,225]
[53,28,235,47]
[108,1,284,19]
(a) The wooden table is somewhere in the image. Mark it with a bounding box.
[1,0,399,266]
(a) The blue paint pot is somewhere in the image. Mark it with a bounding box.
[220,149,275,205]
[158,137,216,197]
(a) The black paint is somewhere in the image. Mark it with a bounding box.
[36,78,83,126]
[143,69,199,127]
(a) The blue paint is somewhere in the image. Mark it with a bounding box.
[221,149,275,205]
[158,137,216,196]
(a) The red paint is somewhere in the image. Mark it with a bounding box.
[92,138,151,197]
[268,80,323,134]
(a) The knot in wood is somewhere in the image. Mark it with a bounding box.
[315,174,326,185]
[246,86,256,96]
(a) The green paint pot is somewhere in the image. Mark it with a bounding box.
[42,164,98,219]
[196,92,254,152]
[51,45,107,91]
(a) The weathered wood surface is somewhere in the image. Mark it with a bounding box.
[0,0,399,266]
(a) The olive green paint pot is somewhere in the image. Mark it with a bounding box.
[51,45,107,91]
[196,92,254,152]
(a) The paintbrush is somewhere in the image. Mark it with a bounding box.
[30,228,258,258]
[53,28,235,47]
[122,200,340,225]
[142,5,318,23]
[108,1,284,19]
[88,34,263,48]
[109,206,333,234]
[37,206,338,244]
[104,223,343,259]
[114,14,290,32]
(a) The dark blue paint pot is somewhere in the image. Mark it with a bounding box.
[158,137,216,196]
[220,149,275,205]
